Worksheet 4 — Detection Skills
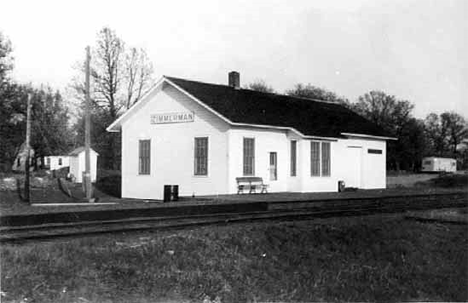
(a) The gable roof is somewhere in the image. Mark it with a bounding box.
[165,76,388,139]
[107,75,392,140]
[69,147,99,156]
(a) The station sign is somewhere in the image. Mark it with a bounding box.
[150,112,195,124]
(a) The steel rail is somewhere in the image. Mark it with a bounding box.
[1,194,466,243]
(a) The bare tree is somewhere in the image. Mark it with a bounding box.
[125,47,154,109]
[91,27,125,118]
[69,27,154,169]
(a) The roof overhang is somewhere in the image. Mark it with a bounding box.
[340,132,397,141]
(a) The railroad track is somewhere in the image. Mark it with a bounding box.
[1,193,466,243]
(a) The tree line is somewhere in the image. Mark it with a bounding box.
[247,81,468,171]
[1,28,467,173]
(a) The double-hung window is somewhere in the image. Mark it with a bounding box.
[194,137,208,176]
[310,142,320,176]
[311,141,331,177]
[243,138,255,176]
[139,139,151,175]
[321,142,330,176]
[290,140,297,176]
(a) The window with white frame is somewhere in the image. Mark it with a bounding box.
[243,138,255,176]
[311,141,331,177]
[194,137,208,176]
[139,139,151,175]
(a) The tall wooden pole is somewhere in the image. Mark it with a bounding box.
[24,93,32,203]
[84,46,93,202]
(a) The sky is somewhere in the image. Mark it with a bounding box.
[1,0,466,118]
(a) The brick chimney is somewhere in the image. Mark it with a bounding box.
[228,71,240,89]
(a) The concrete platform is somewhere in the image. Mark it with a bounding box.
[1,188,466,228]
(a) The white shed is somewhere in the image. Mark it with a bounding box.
[45,155,70,170]
[68,147,99,183]
[107,72,395,200]
[421,157,456,173]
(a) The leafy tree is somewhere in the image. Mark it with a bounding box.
[424,112,468,158]
[30,87,74,165]
[352,91,414,135]
[424,113,447,156]
[0,32,13,87]
[440,112,468,155]
[245,80,275,93]
[397,118,427,171]
[0,33,73,171]
[0,84,73,171]
[286,83,350,106]
[353,91,416,171]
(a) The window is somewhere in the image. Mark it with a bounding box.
[139,139,151,175]
[58,158,62,165]
[310,141,320,176]
[46,157,50,165]
[311,141,331,177]
[243,138,255,176]
[194,137,208,176]
[368,149,382,154]
[321,142,330,176]
[290,140,297,176]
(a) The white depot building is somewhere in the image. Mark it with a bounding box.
[107,72,394,200]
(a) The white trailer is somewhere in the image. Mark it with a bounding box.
[421,157,456,173]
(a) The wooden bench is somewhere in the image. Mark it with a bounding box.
[236,177,269,194]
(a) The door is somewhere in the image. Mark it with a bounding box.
[345,146,362,188]
[269,152,277,181]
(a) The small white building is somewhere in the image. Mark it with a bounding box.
[68,147,99,183]
[107,72,395,200]
[421,157,456,173]
[45,155,70,171]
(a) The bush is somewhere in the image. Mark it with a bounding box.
[95,174,121,197]
[52,167,69,178]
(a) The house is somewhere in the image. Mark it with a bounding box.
[68,147,99,183]
[107,72,395,200]
[12,143,34,172]
[45,155,70,171]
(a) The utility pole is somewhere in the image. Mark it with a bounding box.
[24,93,31,203]
[84,46,93,202]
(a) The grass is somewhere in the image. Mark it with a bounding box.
[1,214,467,302]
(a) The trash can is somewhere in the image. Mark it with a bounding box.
[338,180,345,192]
[163,185,179,202]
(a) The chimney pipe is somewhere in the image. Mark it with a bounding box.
[228,71,240,89]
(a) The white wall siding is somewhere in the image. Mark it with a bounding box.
[69,151,98,183]
[332,138,386,190]
[227,127,289,194]
[121,83,229,200]
[46,156,70,170]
